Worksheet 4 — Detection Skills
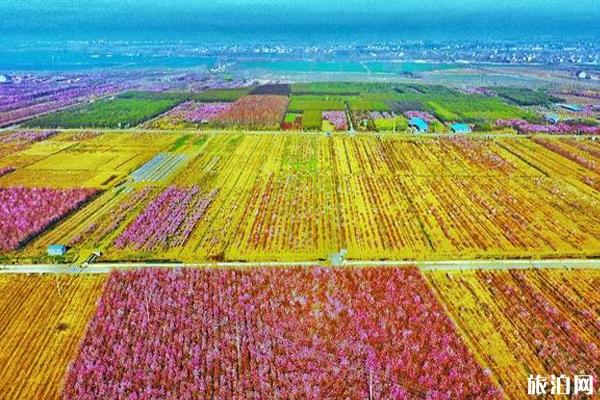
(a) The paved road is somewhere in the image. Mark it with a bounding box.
[1,258,599,275]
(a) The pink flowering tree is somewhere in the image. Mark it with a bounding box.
[322,111,348,130]
[114,186,217,250]
[64,267,501,399]
[404,111,436,122]
[496,119,600,135]
[0,186,97,251]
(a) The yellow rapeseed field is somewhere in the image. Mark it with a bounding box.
[0,274,106,399]
[427,268,600,399]
[5,132,600,262]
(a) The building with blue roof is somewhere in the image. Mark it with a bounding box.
[408,117,428,133]
[450,123,472,134]
[545,114,560,124]
[47,244,67,256]
[559,104,583,112]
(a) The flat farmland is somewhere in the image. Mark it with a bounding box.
[0,266,596,399]
[427,268,600,399]
[0,131,181,190]
[2,131,599,263]
[22,92,188,129]
[63,267,502,398]
[0,274,106,400]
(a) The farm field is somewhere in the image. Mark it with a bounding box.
[0,186,97,251]
[0,274,106,400]
[192,87,253,102]
[285,83,547,132]
[1,131,599,263]
[63,267,502,398]
[143,101,234,129]
[211,95,289,130]
[0,73,142,128]
[14,83,598,134]
[490,87,564,106]
[23,92,188,129]
[0,266,593,398]
[0,130,181,190]
[3,4,600,398]
[427,268,600,399]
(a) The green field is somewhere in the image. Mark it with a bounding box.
[291,82,398,95]
[191,88,252,102]
[22,83,554,132]
[288,95,349,112]
[491,87,564,106]
[288,84,536,128]
[422,94,536,123]
[301,110,323,130]
[25,92,187,129]
[283,113,301,123]
[347,93,398,111]
[373,115,408,131]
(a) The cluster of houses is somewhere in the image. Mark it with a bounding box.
[574,70,600,81]
[545,103,599,124]
[404,102,596,135]
[407,117,472,134]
